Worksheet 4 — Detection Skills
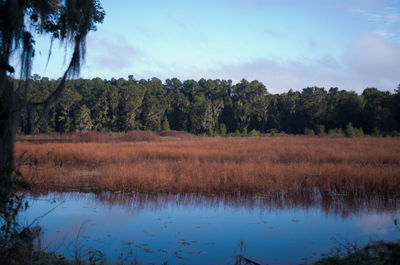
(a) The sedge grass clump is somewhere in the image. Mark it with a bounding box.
[15,136,400,196]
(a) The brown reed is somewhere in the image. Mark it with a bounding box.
[17,130,161,143]
[15,135,400,196]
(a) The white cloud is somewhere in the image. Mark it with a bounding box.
[206,33,400,93]
[80,31,400,94]
[207,58,343,93]
[335,0,393,11]
[343,33,400,89]
[375,28,398,39]
[80,32,146,79]
[355,7,400,25]
[350,3,400,42]
[87,34,142,70]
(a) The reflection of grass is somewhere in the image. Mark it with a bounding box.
[16,136,400,195]
[233,240,260,265]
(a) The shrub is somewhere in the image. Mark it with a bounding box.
[386,130,400,137]
[328,128,345,137]
[266,128,277,137]
[345,123,356,137]
[372,128,382,137]
[354,128,364,137]
[249,129,260,136]
[317,125,325,135]
[235,129,241,137]
[218,124,227,136]
[304,128,315,135]
[161,117,170,131]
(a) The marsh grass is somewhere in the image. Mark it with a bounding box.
[15,136,400,196]
[18,131,161,143]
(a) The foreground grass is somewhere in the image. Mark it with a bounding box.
[22,240,400,265]
[16,136,400,195]
[315,241,400,265]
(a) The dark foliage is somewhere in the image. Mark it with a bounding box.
[17,77,400,136]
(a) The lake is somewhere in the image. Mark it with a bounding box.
[22,192,399,264]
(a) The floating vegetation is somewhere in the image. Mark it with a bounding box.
[177,241,192,246]
[120,240,135,247]
[141,248,152,253]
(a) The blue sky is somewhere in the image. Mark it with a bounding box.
[29,0,400,93]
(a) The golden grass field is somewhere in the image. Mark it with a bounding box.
[15,134,400,196]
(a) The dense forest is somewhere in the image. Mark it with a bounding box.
[17,75,400,136]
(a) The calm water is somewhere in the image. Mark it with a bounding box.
[21,192,400,264]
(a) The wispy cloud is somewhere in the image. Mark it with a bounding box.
[165,12,209,46]
[87,33,142,70]
[102,33,400,94]
[82,29,400,94]
[208,58,344,93]
[207,33,400,93]
[354,7,400,25]
[343,32,400,88]
[374,28,399,39]
[350,3,400,42]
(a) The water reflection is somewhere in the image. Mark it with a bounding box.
[34,191,399,218]
[24,192,400,264]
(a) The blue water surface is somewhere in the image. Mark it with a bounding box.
[21,192,400,264]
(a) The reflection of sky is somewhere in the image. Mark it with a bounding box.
[22,193,400,265]
[353,212,399,236]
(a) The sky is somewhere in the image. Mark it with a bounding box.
[28,0,400,94]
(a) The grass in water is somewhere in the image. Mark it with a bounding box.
[15,135,400,196]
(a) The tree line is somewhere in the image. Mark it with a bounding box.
[17,75,400,136]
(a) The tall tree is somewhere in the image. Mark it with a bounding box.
[299,87,327,131]
[362,87,396,133]
[166,86,190,131]
[140,78,167,131]
[55,83,82,132]
[189,93,213,133]
[118,79,146,131]
[75,104,92,131]
[232,79,268,131]
[326,88,364,130]
[0,0,104,182]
